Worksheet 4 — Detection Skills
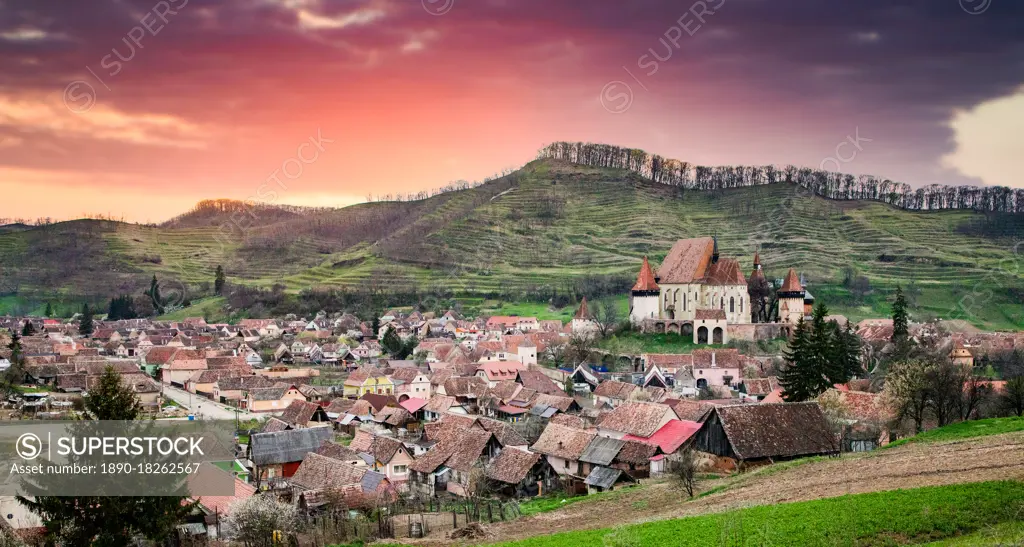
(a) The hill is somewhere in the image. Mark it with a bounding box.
[1,158,1023,328]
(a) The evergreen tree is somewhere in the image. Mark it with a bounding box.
[214,265,226,295]
[107,295,138,321]
[890,285,912,360]
[79,303,94,337]
[86,365,141,419]
[780,318,816,401]
[7,331,23,366]
[43,302,53,318]
[891,285,909,340]
[780,303,857,401]
[381,326,403,356]
[835,322,863,381]
[21,321,35,336]
[18,366,193,544]
[147,275,164,314]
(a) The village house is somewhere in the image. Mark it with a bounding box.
[408,427,502,498]
[278,400,332,429]
[344,367,394,398]
[475,361,526,387]
[213,375,275,405]
[248,427,334,486]
[530,422,597,488]
[595,401,677,440]
[485,447,559,499]
[246,385,306,412]
[348,430,416,488]
[290,453,392,510]
[160,349,208,386]
[592,380,639,408]
[389,368,431,400]
[692,349,743,390]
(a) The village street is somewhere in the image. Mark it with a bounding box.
[161,384,264,423]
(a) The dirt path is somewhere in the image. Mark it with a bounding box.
[470,431,1024,544]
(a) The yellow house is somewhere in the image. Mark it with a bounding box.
[343,367,394,398]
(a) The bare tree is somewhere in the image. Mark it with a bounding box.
[673,448,699,498]
[1001,376,1024,417]
[925,359,966,427]
[960,375,994,420]
[592,300,620,337]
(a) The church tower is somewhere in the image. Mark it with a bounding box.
[629,256,661,324]
[777,268,806,325]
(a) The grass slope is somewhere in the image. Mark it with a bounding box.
[885,416,1024,449]
[3,159,1023,329]
[488,481,1024,547]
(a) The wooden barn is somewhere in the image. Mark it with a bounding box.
[692,402,838,467]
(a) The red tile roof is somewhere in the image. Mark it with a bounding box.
[657,237,715,284]
[574,297,591,320]
[703,258,746,286]
[623,419,700,454]
[695,309,727,320]
[596,402,674,437]
[195,477,256,517]
[632,256,660,292]
[780,268,803,292]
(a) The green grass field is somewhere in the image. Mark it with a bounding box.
[489,481,1024,547]
[923,521,1024,545]
[4,159,1024,330]
[597,331,724,354]
[885,416,1024,449]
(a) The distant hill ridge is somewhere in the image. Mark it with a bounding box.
[538,141,1024,214]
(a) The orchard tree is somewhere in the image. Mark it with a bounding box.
[227,495,300,547]
[885,359,931,433]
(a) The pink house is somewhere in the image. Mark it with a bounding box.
[692,349,742,389]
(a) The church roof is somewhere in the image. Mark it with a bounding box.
[780,268,803,293]
[704,258,746,285]
[656,237,715,284]
[574,297,591,320]
[632,256,660,292]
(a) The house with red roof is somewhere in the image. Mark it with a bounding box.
[475,361,526,387]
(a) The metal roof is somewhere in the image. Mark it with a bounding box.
[360,470,387,492]
[584,466,622,489]
[579,436,625,466]
[249,427,333,466]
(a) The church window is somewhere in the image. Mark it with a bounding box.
[730,297,735,313]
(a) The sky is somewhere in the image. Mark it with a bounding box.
[0,0,1022,223]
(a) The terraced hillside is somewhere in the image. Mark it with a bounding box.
[1,158,1023,328]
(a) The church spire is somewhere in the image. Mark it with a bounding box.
[632,256,660,292]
